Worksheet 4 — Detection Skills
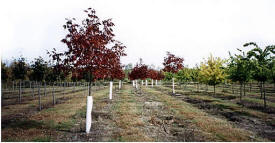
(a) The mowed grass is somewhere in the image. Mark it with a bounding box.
[112,86,153,142]
[159,85,274,119]
[1,87,109,142]
[144,87,266,141]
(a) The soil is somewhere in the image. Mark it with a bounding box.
[174,93,275,141]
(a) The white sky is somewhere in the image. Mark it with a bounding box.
[1,0,275,68]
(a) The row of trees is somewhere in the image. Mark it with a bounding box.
[128,59,164,83]
[160,43,274,109]
[1,56,68,83]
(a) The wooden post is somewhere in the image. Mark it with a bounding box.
[73,82,75,93]
[83,83,85,96]
[13,81,14,91]
[63,82,65,96]
[44,82,46,96]
[32,81,35,97]
[38,83,41,111]
[52,82,55,105]
[19,81,22,103]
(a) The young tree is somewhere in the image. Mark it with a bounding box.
[49,8,126,95]
[147,68,158,87]
[268,59,275,87]
[49,8,126,133]
[10,56,29,81]
[1,62,10,83]
[163,51,184,94]
[227,49,252,103]
[199,54,226,96]
[244,42,275,109]
[30,56,48,82]
[176,68,191,83]
[128,59,148,88]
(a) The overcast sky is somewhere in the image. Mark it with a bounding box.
[1,0,275,68]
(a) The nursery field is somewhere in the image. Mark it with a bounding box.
[1,83,274,142]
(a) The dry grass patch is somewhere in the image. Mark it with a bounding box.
[144,88,266,141]
[112,86,152,141]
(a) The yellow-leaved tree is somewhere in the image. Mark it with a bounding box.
[199,54,227,95]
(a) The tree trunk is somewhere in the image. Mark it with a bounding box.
[38,83,41,111]
[32,82,35,97]
[260,81,263,99]
[172,78,175,94]
[240,83,242,103]
[243,82,246,96]
[88,81,92,97]
[52,83,55,105]
[19,81,22,103]
[213,84,216,96]
[250,81,252,92]
[44,82,46,96]
[263,82,266,110]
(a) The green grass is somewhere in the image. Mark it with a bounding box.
[144,87,266,141]
[3,119,44,129]
[243,97,275,108]
[32,136,51,142]
[55,120,74,131]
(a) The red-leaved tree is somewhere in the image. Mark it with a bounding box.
[128,59,148,80]
[163,51,184,94]
[147,69,158,80]
[163,52,184,73]
[49,8,126,96]
[156,70,165,80]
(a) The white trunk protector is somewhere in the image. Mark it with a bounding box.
[109,81,113,99]
[172,78,175,94]
[119,80,121,89]
[86,96,93,133]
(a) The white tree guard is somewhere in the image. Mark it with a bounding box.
[172,78,175,94]
[132,80,135,87]
[146,80,148,87]
[86,96,93,133]
[135,80,138,89]
[156,80,158,86]
[142,80,143,86]
[119,80,121,89]
[109,81,113,99]
[151,80,153,87]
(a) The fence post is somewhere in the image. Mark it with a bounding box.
[63,82,65,96]
[13,81,14,91]
[38,83,41,111]
[52,82,55,105]
[44,82,46,96]
[32,81,35,97]
[19,81,22,103]
[73,82,75,93]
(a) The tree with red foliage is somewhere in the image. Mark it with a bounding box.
[147,69,158,80]
[49,8,126,134]
[163,52,184,93]
[163,52,184,73]
[49,8,126,96]
[128,59,148,80]
[156,71,165,80]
